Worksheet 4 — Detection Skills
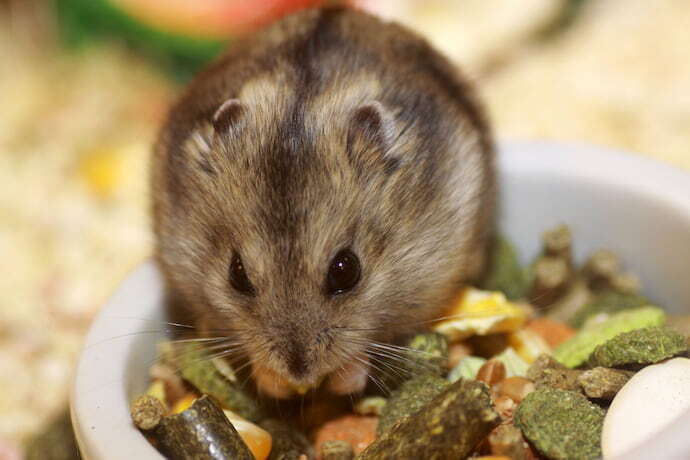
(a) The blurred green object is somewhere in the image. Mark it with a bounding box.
[538,0,591,39]
[481,236,533,301]
[55,0,228,81]
[24,409,79,460]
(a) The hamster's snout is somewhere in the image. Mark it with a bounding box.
[250,324,371,398]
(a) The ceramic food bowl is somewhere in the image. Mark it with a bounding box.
[70,141,690,459]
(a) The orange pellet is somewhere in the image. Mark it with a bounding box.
[526,318,576,347]
[314,415,378,455]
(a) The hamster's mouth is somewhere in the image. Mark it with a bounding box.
[252,355,370,399]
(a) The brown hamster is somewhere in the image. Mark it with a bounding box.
[152,7,495,398]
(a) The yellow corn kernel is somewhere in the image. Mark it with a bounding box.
[291,384,311,395]
[78,146,124,198]
[145,379,167,407]
[508,328,552,364]
[433,288,528,341]
[171,393,196,414]
[224,410,273,460]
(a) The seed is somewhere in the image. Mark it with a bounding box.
[493,395,517,420]
[447,342,473,369]
[476,360,507,386]
[223,410,273,460]
[494,377,535,404]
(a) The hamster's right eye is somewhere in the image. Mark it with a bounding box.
[229,252,256,296]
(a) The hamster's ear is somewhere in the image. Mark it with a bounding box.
[347,101,400,174]
[212,98,246,134]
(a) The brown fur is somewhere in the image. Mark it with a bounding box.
[151,7,495,393]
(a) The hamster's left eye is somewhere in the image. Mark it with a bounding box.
[326,249,361,295]
[229,252,256,296]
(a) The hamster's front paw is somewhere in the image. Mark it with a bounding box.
[327,355,370,395]
[252,363,295,399]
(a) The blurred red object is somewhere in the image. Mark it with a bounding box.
[113,0,352,38]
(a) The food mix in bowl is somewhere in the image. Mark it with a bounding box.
[129,224,690,459]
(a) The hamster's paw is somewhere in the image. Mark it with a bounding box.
[252,364,295,399]
[327,355,370,395]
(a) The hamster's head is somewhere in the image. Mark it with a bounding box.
[153,78,493,398]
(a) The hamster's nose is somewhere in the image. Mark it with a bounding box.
[284,340,308,379]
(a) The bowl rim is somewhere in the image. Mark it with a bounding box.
[70,140,690,460]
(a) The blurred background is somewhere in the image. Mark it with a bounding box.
[0,0,688,457]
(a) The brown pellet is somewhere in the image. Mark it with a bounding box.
[476,360,507,386]
[131,395,167,431]
[583,249,620,291]
[543,224,572,262]
[530,256,571,308]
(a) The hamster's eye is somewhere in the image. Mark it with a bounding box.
[229,252,256,296]
[326,249,361,295]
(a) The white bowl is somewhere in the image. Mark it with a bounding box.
[70,141,690,460]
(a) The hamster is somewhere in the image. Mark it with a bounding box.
[152,7,495,398]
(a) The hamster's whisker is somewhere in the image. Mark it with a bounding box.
[200,347,244,363]
[338,305,533,333]
[524,291,559,313]
[333,336,420,384]
[167,336,232,344]
[337,334,437,366]
[192,340,245,353]
[365,353,411,380]
[365,348,436,373]
[103,316,197,329]
[353,356,390,395]
[339,337,438,374]
[366,340,436,355]
[85,330,182,350]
